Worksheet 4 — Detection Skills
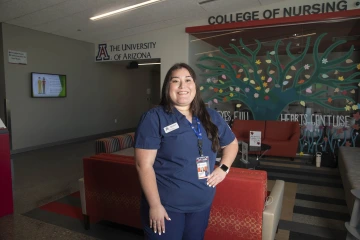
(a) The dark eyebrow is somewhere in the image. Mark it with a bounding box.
[170,76,192,79]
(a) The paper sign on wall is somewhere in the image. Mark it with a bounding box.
[0,118,6,129]
[249,131,261,146]
[8,50,27,65]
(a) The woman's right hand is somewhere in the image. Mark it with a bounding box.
[149,204,171,235]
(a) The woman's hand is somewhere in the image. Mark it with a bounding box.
[149,204,171,235]
[207,167,227,187]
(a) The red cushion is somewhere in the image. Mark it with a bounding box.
[265,121,296,141]
[205,168,267,240]
[232,120,265,141]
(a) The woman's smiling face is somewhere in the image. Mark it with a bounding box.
[169,68,196,108]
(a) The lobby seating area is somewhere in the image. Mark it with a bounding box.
[79,153,285,240]
[231,120,300,159]
[1,132,351,240]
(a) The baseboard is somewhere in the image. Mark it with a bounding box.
[10,128,136,155]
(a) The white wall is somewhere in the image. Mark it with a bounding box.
[101,23,190,86]
[96,0,359,85]
[2,24,156,150]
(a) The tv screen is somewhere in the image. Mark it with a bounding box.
[31,72,66,98]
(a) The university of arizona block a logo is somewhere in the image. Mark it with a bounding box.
[95,44,110,61]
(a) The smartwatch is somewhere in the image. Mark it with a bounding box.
[219,164,229,174]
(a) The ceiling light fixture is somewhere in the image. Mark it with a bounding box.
[138,63,161,66]
[90,0,165,21]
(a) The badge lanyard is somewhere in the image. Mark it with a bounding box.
[187,116,203,157]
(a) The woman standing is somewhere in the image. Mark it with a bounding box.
[135,63,238,240]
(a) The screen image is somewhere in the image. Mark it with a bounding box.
[31,73,66,98]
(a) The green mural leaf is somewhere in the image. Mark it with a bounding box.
[322,74,329,78]
[270,51,275,55]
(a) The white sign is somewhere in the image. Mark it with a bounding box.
[95,42,157,62]
[0,118,6,129]
[8,50,27,64]
[249,131,261,147]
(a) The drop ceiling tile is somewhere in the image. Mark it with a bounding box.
[0,0,11,4]
[196,0,260,14]
[7,0,103,28]
[0,0,68,22]
[2,0,288,43]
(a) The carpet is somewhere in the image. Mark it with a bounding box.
[23,157,350,240]
[23,192,143,240]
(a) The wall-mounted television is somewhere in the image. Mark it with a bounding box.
[31,72,66,98]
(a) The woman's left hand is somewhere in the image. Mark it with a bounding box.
[207,167,227,187]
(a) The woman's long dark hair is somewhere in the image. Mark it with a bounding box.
[160,63,220,152]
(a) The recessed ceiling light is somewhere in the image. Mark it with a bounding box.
[231,38,236,42]
[138,63,161,66]
[90,0,165,21]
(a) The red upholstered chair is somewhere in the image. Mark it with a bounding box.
[79,154,284,240]
[80,154,142,229]
[205,167,284,240]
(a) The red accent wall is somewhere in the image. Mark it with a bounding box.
[186,9,360,33]
[0,130,13,217]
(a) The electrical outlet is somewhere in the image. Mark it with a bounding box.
[114,119,117,123]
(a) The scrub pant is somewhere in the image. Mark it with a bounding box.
[140,201,211,240]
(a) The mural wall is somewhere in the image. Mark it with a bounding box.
[189,18,360,155]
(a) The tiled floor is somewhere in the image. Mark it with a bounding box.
[0,140,109,240]
[0,139,350,240]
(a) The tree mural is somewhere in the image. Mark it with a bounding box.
[197,33,360,120]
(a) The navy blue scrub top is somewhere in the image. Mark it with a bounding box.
[135,106,235,213]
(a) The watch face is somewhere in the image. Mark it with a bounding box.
[220,164,229,172]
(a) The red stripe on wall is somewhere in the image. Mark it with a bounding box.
[185,9,360,33]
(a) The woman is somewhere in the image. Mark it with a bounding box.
[135,63,238,240]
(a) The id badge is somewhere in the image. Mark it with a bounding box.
[196,156,210,179]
